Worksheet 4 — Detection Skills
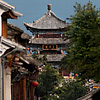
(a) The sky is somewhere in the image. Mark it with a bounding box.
[4,0,100,35]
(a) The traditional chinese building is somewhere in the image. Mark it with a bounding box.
[7,23,43,100]
[0,1,24,100]
[24,4,70,72]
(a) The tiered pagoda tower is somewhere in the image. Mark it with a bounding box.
[24,4,70,76]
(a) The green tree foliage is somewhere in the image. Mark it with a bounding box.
[32,50,39,59]
[61,1,100,81]
[35,64,62,100]
[57,81,88,100]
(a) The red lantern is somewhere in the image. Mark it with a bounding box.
[31,81,39,87]
[38,51,40,54]
[27,48,29,50]
[74,74,77,78]
[69,73,71,77]
[30,52,32,54]
[75,73,77,77]
[61,50,63,54]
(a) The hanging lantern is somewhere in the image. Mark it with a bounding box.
[27,48,29,50]
[31,81,39,87]
[61,50,63,54]
[30,52,32,54]
[60,34,62,38]
[74,73,77,78]
[38,34,40,38]
[69,73,71,77]
[38,50,40,54]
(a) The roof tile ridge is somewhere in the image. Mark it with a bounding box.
[23,11,49,25]
[50,11,66,23]
[33,11,50,24]
[24,11,50,26]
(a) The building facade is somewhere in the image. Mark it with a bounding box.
[0,1,23,100]
[0,1,42,100]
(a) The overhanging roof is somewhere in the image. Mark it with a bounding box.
[39,54,66,62]
[7,23,31,40]
[0,0,23,17]
[0,42,10,57]
[0,36,25,57]
[29,38,70,44]
[20,55,43,67]
[0,0,15,10]
[1,36,25,49]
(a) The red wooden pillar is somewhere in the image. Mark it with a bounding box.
[74,73,77,78]
[29,84,34,100]
[18,81,21,100]
[13,83,16,100]
[23,78,26,100]
[2,14,7,38]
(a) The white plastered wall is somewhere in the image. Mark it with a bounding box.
[0,9,5,37]
[0,58,2,100]
[0,9,5,100]
[4,67,11,100]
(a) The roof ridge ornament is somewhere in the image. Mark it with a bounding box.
[24,4,70,32]
[47,4,52,11]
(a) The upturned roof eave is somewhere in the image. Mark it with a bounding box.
[10,10,23,17]
[0,0,23,17]
[0,0,15,10]
[24,22,68,30]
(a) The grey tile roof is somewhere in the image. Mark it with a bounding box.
[7,23,31,40]
[0,0,23,17]
[20,55,43,67]
[1,36,25,49]
[24,10,70,30]
[0,36,25,57]
[0,42,10,57]
[39,54,66,62]
[29,38,70,44]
